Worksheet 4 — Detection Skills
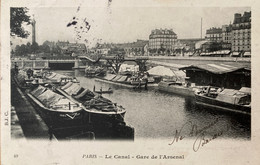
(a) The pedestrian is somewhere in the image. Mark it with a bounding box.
[100,87,102,95]
[29,68,34,78]
[14,62,18,75]
[27,68,32,79]
[143,72,148,90]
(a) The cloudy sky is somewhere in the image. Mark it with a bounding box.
[11,1,250,47]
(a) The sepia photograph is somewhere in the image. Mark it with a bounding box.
[1,0,260,164]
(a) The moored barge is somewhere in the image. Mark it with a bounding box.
[27,86,85,128]
[195,86,251,115]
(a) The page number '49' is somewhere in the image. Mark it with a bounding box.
[14,154,18,158]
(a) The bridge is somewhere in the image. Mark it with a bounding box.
[11,56,149,72]
[11,59,77,70]
[11,56,250,71]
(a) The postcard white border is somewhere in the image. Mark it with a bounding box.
[1,0,260,164]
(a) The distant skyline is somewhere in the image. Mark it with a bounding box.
[11,6,250,48]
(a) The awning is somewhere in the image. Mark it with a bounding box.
[231,52,240,56]
[179,63,250,74]
[239,87,251,95]
[243,52,251,57]
[147,66,175,77]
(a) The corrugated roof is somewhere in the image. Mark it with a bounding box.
[179,63,251,74]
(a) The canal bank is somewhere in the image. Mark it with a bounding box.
[11,80,53,140]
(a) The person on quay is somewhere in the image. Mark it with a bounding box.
[143,72,148,90]
[14,62,19,75]
[27,68,33,79]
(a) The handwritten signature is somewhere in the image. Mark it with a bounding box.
[168,118,230,152]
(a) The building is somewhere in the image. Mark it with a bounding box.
[42,40,56,51]
[123,40,149,56]
[201,41,222,53]
[178,38,205,53]
[95,43,111,55]
[56,41,86,54]
[94,40,149,56]
[148,29,177,54]
[231,11,251,52]
[179,64,251,89]
[205,27,222,42]
[222,24,232,44]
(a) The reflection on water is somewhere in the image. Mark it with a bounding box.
[56,70,250,140]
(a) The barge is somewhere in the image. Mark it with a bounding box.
[195,86,251,115]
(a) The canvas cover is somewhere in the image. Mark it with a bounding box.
[117,76,128,82]
[74,88,89,99]
[55,98,77,106]
[216,89,248,104]
[46,72,57,79]
[64,83,82,95]
[61,82,73,90]
[51,73,67,82]
[147,66,175,77]
[104,74,116,81]
[119,64,139,73]
[239,87,251,95]
[112,75,122,81]
[31,85,47,97]
[37,89,64,106]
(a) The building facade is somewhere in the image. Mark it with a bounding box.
[148,29,177,54]
[231,11,251,52]
[205,27,222,42]
[56,41,86,54]
[178,38,205,53]
[123,40,149,56]
[222,25,232,44]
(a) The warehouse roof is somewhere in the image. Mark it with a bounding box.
[179,63,251,74]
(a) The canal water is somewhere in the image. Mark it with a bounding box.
[56,70,250,140]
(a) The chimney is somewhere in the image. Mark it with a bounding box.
[234,13,241,18]
[233,13,242,24]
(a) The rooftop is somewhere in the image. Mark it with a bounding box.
[150,29,177,36]
[179,63,250,74]
[233,11,251,24]
[206,27,222,34]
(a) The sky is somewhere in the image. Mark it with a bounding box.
[11,3,250,48]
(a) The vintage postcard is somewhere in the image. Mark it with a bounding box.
[1,0,260,164]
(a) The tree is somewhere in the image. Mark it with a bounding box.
[39,44,51,53]
[31,42,39,53]
[10,8,31,38]
[11,49,15,57]
[52,46,61,54]
[20,44,27,56]
[26,42,32,54]
[14,45,21,56]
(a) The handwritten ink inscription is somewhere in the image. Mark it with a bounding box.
[169,118,230,152]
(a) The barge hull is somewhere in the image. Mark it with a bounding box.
[195,94,251,115]
[158,82,195,97]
